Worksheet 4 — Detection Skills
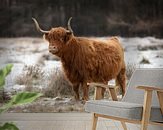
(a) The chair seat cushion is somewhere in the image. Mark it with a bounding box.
[85,100,163,123]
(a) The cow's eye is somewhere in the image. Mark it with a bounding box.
[60,38,64,42]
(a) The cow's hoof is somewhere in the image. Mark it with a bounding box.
[81,97,89,104]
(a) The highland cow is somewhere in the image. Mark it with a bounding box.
[32,17,126,101]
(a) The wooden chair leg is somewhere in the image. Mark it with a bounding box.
[157,91,163,114]
[121,121,127,130]
[141,90,152,130]
[92,113,98,130]
[94,87,104,100]
[108,88,118,101]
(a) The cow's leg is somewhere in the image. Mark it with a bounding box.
[82,82,89,101]
[116,67,126,96]
[72,83,80,100]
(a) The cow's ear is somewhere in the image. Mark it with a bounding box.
[43,33,49,41]
[64,32,72,43]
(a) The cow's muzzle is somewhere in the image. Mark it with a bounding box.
[49,46,58,54]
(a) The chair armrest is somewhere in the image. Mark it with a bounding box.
[137,86,163,92]
[88,82,118,101]
[87,82,115,89]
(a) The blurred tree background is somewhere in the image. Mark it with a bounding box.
[1,0,163,37]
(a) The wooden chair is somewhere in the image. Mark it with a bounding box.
[85,68,163,130]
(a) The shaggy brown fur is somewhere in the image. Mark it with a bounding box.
[43,27,126,101]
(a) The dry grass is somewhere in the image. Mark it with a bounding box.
[15,65,73,98]
[0,90,11,103]
[15,64,44,92]
[126,62,137,81]
[43,68,73,98]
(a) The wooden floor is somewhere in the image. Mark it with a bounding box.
[0,113,140,130]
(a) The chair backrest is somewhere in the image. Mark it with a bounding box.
[122,68,163,107]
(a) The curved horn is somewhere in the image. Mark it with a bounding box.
[67,17,73,33]
[32,18,49,34]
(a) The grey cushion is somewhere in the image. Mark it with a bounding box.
[85,100,163,123]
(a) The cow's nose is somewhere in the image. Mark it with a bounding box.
[49,46,58,53]
[49,46,56,50]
